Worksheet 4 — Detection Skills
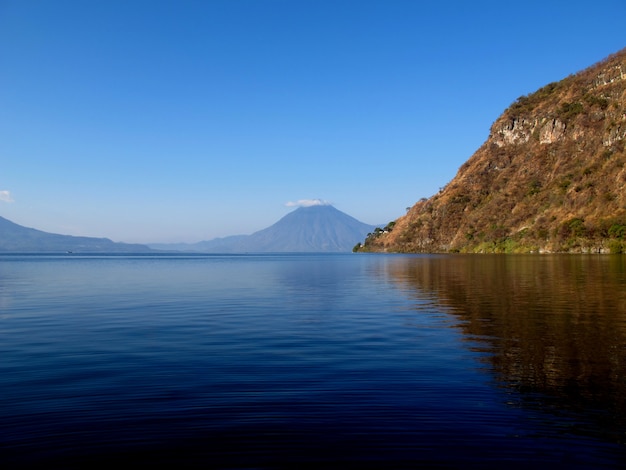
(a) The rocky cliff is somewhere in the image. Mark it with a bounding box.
[360,48,626,253]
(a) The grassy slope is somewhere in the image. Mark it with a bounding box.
[362,48,626,253]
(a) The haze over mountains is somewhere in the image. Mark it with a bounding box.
[149,204,376,253]
[0,204,376,253]
[0,216,152,253]
[360,47,626,254]
[7,48,626,255]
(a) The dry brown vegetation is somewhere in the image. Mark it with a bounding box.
[360,48,626,253]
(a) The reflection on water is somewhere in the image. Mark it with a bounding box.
[385,254,626,445]
[1,254,626,468]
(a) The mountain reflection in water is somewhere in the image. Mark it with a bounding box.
[384,254,626,445]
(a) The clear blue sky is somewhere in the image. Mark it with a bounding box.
[1,0,624,243]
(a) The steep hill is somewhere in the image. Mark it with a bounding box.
[360,48,626,254]
[242,205,375,252]
[151,205,376,253]
[0,216,153,253]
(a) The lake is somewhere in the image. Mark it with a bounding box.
[1,253,625,468]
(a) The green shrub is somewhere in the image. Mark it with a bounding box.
[584,94,609,110]
[608,240,624,254]
[384,221,396,232]
[560,218,587,238]
[527,180,542,196]
[559,102,584,120]
[558,178,572,191]
[608,224,626,239]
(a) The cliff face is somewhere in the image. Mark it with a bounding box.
[361,48,626,253]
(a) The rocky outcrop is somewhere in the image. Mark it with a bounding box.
[493,117,537,146]
[539,118,567,144]
[493,117,568,147]
[359,48,626,254]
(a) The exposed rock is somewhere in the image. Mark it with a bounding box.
[493,117,537,146]
[360,47,626,254]
[539,118,566,144]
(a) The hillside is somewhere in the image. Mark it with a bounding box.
[0,216,153,253]
[359,48,626,254]
[150,205,376,253]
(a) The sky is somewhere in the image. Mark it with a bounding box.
[1,0,625,243]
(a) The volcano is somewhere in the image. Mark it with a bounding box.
[152,205,377,253]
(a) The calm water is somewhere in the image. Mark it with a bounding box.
[1,253,625,468]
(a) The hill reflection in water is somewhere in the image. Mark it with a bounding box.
[384,254,626,445]
[2,253,625,467]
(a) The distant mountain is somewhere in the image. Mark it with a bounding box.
[0,216,153,253]
[149,235,249,253]
[359,47,626,254]
[150,205,377,253]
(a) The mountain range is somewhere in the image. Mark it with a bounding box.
[12,49,623,255]
[359,47,626,254]
[149,205,376,253]
[0,216,153,253]
[0,205,376,253]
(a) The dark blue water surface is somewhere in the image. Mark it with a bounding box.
[1,253,625,468]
